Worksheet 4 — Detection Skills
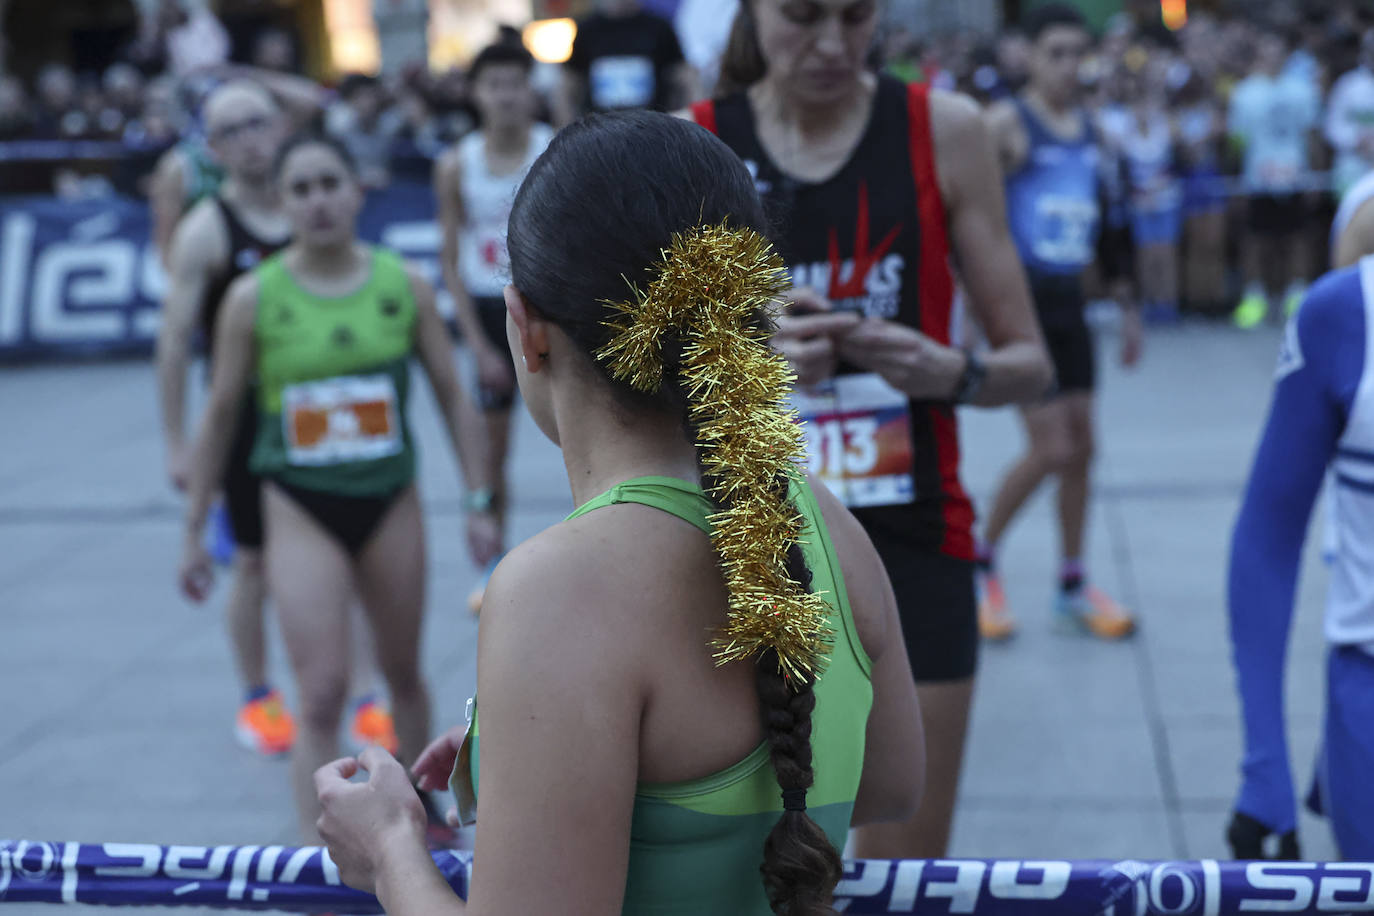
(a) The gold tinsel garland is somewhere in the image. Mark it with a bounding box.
[596,223,833,684]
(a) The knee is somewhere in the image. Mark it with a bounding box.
[1036,437,1078,475]
[295,671,349,731]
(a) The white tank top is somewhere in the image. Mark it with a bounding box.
[1326,256,1374,651]
[1331,169,1374,252]
[458,124,554,298]
[1122,110,1180,212]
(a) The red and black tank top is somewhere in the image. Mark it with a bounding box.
[691,76,973,560]
[201,195,289,360]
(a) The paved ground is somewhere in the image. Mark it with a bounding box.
[0,319,1343,912]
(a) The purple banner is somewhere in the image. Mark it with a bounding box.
[3,841,1373,913]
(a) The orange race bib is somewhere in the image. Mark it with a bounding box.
[281,374,402,466]
[791,373,916,508]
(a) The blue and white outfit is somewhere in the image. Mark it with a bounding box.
[1228,259,1374,857]
[1120,108,1182,246]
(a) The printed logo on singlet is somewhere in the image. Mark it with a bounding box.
[742,159,772,195]
[788,183,905,318]
[380,298,401,318]
[1276,314,1305,381]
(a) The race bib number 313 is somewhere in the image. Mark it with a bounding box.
[791,373,916,508]
[282,374,402,466]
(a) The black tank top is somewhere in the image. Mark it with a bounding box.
[692,77,973,560]
[201,195,289,360]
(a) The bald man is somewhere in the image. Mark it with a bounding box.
[157,81,296,756]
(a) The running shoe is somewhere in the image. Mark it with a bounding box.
[1054,585,1137,640]
[235,690,295,756]
[348,696,400,755]
[1232,292,1268,330]
[1283,288,1304,320]
[977,570,1017,641]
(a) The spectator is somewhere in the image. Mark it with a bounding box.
[327,73,397,188]
[1229,30,1322,329]
[130,0,231,79]
[0,74,32,140]
[32,63,82,140]
[1174,70,1230,316]
[557,0,695,124]
[251,28,297,73]
[1326,30,1374,199]
[103,63,146,123]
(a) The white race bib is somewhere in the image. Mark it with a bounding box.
[282,374,402,466]
[791,373,916,508]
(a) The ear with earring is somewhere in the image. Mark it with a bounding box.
[522,352,550,369]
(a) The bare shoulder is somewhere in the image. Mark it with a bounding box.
[434,144,463,184]
[928,88,985,139]
[480,509,692,679]
[402,261,435,299]
[220,272,261,331]
[170,198,228,269]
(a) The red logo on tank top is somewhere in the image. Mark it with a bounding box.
[826,182,902,301]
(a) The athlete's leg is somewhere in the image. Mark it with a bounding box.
[853,546,976,859]
[982,399,1077,549]
[487,407,513,518]
[1322,646,1374,858]
[853,677,973,859]
[1055,392,1096,562]
[1192,208,1228,311]
[224,548,268,689]
[353,486,431,768]
[262,483,355,841]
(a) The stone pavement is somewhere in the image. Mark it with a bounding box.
[0,321,1341,913]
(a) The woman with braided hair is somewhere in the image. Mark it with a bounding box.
[312,110,924,914]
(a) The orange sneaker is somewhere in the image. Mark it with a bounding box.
[235,690,295,756]
[977,570,1016,641]
[1055,585,1137,640]
[349,697,399,755]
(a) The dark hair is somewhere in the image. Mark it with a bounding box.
[507,110,843,915]
[273,131,358,179]
[1022,3,1088,42]
[717,5,767,95]
[337,72,380,100]
[469,40,534,83]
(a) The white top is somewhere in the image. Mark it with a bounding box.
[457,124,554,298]
[1120,108,1181,213]
[1228,72,1321,193]
[1332,169,1374,250]
[1326,256,1374,649]
[1325,66,1374,196]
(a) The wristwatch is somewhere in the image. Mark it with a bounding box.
[950,351,987,404]
[462,487,496,514]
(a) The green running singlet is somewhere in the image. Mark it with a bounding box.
[453,474,874,914]
[248,247,419,497]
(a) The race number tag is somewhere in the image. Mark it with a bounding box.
[282,374,402,466]
[791,373,916,508]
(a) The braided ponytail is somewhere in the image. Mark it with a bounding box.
[506,112,844,913]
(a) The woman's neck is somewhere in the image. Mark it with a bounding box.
[292,240,363,277]
[555,392,703,507]
[486,122,531,157]
[751,74,871,140]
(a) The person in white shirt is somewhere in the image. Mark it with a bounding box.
[1326,31,1374,200]
[435,43,554,611]
[1229,31,1322,330]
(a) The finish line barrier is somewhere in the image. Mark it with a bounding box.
[2,842,1373,913]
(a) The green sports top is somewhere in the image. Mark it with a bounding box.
[248,247,419,497]
[452,474,874,914]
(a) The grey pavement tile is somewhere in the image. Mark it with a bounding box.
[962,716,1164,804]
[1164,716,1324,806]
[949,802,1176,860]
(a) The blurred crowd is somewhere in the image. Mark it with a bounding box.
[6,0,1374,317]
